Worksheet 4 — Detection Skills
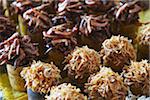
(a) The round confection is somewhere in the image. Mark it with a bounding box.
[21,61,61,94]
[138,23,150,45]
[0,32,39,67]
[100,35,136,71]
[64,46,101,81]
[43,23,77,54]
[85,67,127,100]
[122,60,150,96]
[45,83,87,100]
[136,23,150,60]
[23,3,52,31]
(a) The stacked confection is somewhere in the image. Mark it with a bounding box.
[0,32,39,91]
[0,0,149,100]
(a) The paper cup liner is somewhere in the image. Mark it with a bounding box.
[6,64,25,92]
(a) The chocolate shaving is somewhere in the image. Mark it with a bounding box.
[23,3,52,31]
[79,15,110,36]
[43,23,77,54]
[115,0,141,23]
[9,0,42,16]
[0,32,39,67]
[85,0,114,13]
[58,0,84,15]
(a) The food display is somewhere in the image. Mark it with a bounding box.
[0,0,149,100]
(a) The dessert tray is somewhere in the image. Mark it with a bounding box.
[0,0,149,100]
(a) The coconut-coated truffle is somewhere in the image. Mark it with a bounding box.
[100,35,136,71]
[21,61,61,94]
[122,60,150,96]
[45,83,87,100]
[64,46,101,80]
[85,67,127,100]
[138,23,150,45]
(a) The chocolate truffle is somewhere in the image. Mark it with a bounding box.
[45,83,87,100]
[64,46,101,82]
[100,35,136,71]
[0,32,39,67]
[85,67,127,100]
[21,61,61,94]
[122,60,150,96]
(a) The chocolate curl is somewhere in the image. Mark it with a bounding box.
[0,32,39,67]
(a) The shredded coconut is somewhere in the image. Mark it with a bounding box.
[101,35,136,71]
[85,67,127,100]
[45,83,87,100]
[64,46,101,79]
[122,60,150,96]
[21,61,61,94]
